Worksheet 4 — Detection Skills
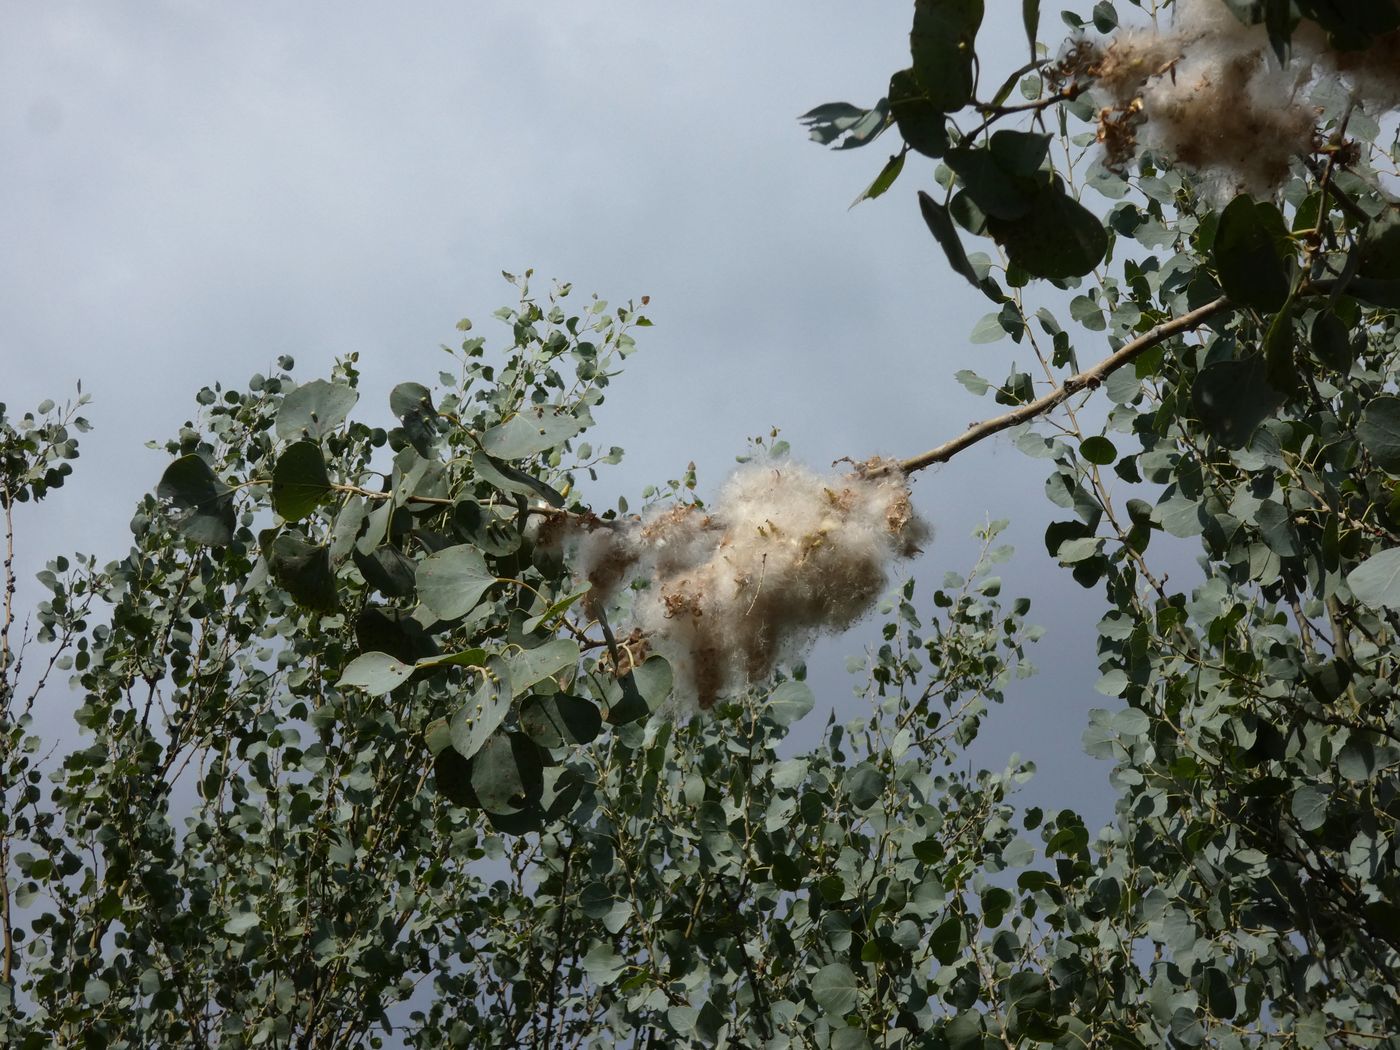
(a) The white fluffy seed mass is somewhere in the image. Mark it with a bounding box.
[558,463,929,712]
[1085,0,1400,200]
[1330,30,1400,111]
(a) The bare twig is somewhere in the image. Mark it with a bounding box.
[891,296,1234,476]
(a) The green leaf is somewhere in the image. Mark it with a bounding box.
[520,694,603,748]
[1357,204,1400,279]
[1212,195,1290,311]
[1309,310,1353,372]
[338,652,414,694]
[767,679,815,726]
[480,405,585,460]
[274,379,359,441]
[1358,396,1400,473]
[84,977,112,1005]
[581,942,626,986]
[1290,783,1328,832]
[851,150,906,208]
[223,909,260,937]
[356,605,439,665]
[268,533,338,613]
[918,191,984,289]
[451,498,522,557]
[469,730,543,815]
[985,179,1107,279]
[1256,500,1298,557]
[1192,356,1284,448]
[1346,548,1400,610]
[888,69,948,157]
[157,454,236,547]
[389,381,434,422]
[945,1011,984,1050]
[799,100,892,150]
[417,647,488,672]
[423,716,453,757]
[505,637,581,695]
[606,654,674,725]
[1079,436,1116,465]
[989,129,1050,177]
[970,312,1008,343]
[1022,0,1040,57]
[523,585,591,633]
[910,0,984,112]
[844,762,885,810]
[433,748,476,807]
[329,495,369,563]
[811,962,859,1016]
[390,382,439,454]
[930,914,962,965]
[1201,966,1237,1020]
[832,1029,874,1050]
[417,544,495,621]
[272,440,333,521]
[472,450,566,507]
[666,1006,700,1039]
[945,145,1039,221]
[354,544,417,599]
[449,658,514,760]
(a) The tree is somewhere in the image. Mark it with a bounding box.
[4,0,1400,1046]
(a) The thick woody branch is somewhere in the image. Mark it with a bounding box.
[894,296,1234,476]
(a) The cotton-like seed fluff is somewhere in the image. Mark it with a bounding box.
[553,462,929,712]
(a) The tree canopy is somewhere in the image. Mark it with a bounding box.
[4,1,1400,1046]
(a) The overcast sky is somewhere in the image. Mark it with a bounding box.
[2,2,1143,823]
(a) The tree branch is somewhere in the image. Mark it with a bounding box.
[893,296,1234,476]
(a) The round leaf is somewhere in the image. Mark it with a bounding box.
[520,694,602,748]
[157,454,235,547]
[268,533,338,613]
[417,544,495,621]
[844,762,885,810]
[469,731,544,816]
[811,962,858,1016]
[767,679,815,726]
[505,637,581,696]
[888,68,948,157]
[274,379,358,441]
[480,405,584,460]
[986,180,1106,279]
[389,381,434,421]
[1346,547,1400,610]
[1358,396,1400,473]
[433,748,477,807]
[1078,436,1117,465]
[910,0,984,112]
[1212,195,1289,311]
[606,654,674,725]
[338,652,414,694]
[272,440,333,521]
[1290,783,1328,832]
[1191,356,1284,448]
[449,659,514,760]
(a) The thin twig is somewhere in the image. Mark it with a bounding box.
[891,297,1234,476]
